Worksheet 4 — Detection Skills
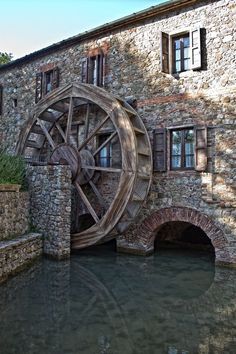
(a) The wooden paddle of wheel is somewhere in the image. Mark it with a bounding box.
[16,84,152,249]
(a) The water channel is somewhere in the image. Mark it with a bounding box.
[0,244,235,354]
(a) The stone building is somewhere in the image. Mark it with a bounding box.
[0,0,235,265]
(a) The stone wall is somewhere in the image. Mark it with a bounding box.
[0,0,235,262]
[27,165,71,259]
[0,191,29,241]
[0,233,43,283]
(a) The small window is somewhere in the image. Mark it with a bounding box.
[45,70,53,94]
[153,126,207,172]
[97,134,112,167]
[171,128,194,170]
[13,98,17,108]
[81,52,104,87]
[161,28,202,74]
[35,67,59,103]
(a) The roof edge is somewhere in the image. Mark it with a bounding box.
[0,0,199,72]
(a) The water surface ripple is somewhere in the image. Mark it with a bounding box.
[0,246,235,354]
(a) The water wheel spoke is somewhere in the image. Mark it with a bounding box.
[78,115,109,152]
[89,180,107,210]
[36,119,56,149]
[93,131,117,157]
[84,103,90,140]
[65,97,74,143]
[74,181,99,223]
[55,122,66,142]
[81,165,122,173]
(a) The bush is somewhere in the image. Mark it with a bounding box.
[0,151,26,185]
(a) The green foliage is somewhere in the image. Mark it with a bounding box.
[0,150,26,185]
[0,52,13,65]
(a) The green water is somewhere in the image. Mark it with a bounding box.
[0,245,235,354]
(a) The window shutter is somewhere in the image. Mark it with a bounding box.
[160,32,169,73]
[190,28,202,70]
[88,57,93,84]
[98,52,104,87]
[195,126,207,171]
[0,85,2,115]
[35,72,42,103]
[153,128,167,172]
[81,58,88,83]
[52,67,59,89]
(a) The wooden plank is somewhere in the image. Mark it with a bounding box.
[40,111,58,123]
[78,115,109,151]
[84,103,90,139]
[81,165,121,173]
[133,127,145,135]
[89,180,107,209]
[55,122,66,141]
[137,148,151,156]
[65,97,74,143]
[31,124,44,135]
[37,119,56,149]
[25,140,42,149]
[93,131,117,156]
[74,181,99,223]
[52,101,69,113]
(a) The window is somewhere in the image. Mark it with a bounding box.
[45,70,53,94]
[173,34,190,73]
[81,52,104,87]
[161,28,202,74]
[171,128,194,169]
[35,66,59,103]
[0,85,2,115]
[153,126,207,172]
[97,134,112,167]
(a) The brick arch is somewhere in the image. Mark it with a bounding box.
[139,207,230,264]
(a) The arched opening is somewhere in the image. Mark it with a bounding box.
[154,221,215,255]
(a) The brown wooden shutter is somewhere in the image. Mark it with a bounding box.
[52,67,59,89]
[98,52,104,87]
[35,72,42,103]
[153,128,167,171]
[88,56,93,84]
[0,85,2,115]
[190,28,202,70]
[160,32,169,73]
[195,126,207,171]
[81,58,88,83]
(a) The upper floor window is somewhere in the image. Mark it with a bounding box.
[153,126,207,172]
[81,51,104,87]
[173,34,190,73]
[35,66,59,103]
[161,28,202,74]
[45,70,53,94]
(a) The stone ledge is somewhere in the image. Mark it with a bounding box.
[0,233,42,250]
[0,233,43,284]
[116,238,154,256]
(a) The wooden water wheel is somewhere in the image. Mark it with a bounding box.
[16,83,152,249]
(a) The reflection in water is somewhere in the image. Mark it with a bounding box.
[0,246,236,354]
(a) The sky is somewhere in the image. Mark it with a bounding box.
[0,0,167,60]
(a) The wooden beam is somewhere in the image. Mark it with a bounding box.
[78,115,109,151]
[74,181,99,223]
